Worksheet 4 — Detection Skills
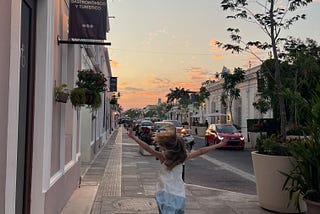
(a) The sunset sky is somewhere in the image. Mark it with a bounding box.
[107,0,320,111]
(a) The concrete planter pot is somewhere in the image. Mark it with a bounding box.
[251,151,306,213]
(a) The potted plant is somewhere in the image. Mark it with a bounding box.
[54,83,69,103]
[71,69,107,110]
[251,135,304,213]
[70,87,87,108]
[281,90,320,214]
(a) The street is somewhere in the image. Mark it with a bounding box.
[184,136,257,195]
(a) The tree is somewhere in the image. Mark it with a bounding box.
[218,0,313,137]
[220,67,245,124]
[281,38,320,127]
[166,87,192,121]
[124,108,141,119]
[191,80,211,110]
[253,38,320,134]
[156,102,169,119]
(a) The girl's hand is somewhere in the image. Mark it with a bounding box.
[216,138,228,148]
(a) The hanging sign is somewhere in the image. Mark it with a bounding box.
[109,77,117,92]
[69,0,107,40]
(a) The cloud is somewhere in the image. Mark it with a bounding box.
[213,55,224,59]
[185,67,210,81]
[118,81,128,87]
[209,39,226,60]
[117,66,213,110]
[209,39,225,53]
[124,87,144,91]
[142,27,169,45]
[110,60,118,68]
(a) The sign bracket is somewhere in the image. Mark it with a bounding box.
[57,36,111,46]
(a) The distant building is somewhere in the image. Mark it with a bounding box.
[204,65,273,140]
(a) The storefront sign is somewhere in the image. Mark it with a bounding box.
[69,0,107,40]
[109,77,117,92]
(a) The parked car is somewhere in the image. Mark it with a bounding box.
[133,119,141,136]
[153,121,172,132]
[205,124,245,149]
[138,120,154,144]
[162,120,183,133]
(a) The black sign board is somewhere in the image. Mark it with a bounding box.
[69,0,107,40]
[109,77,117,92]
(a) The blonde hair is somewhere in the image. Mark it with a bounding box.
[155,125,187,170]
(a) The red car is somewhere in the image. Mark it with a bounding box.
[205,124,245,150]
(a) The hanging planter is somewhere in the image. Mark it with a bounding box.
[70,87,87,108]
[85,90,102,110]
[70,69,107,110]
[54,83,70,103]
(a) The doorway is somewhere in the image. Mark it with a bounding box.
[16,0,36,213]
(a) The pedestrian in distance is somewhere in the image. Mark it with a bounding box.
[127,124,227,214]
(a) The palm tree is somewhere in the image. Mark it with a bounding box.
[221,67,245,124]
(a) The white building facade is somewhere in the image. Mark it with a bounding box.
[205,65,273,141]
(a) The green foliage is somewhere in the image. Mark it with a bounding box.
[54,83,69,103]
[110,97,118,105]
[76,69,107,93]
[219,0,314,137]
[71,69,107,110]
[221,67,245,107]
[220,67,245,124]
[54,83,68,95]
[281,88,320,211]
[70,87,87,108]
[255,39,320,128]
[255,134,291,156]
[85,90,102,110]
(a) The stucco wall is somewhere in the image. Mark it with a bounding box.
[45,162,80,214]
[0,2,11,213]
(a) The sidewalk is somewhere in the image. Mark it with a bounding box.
[61,127,271,214]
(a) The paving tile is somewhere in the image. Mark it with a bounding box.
[62,128,273,214]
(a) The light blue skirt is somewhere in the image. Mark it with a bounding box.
[155,191,186,214]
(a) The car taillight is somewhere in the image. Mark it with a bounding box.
[181,128,188,134]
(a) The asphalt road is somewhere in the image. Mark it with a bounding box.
[184,136,257,195]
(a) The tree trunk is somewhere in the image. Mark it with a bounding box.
[270,0,286,138]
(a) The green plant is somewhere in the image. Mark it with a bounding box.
[255,134,291,156]
[110,97,117,105]
[54,83,69,103]
[281,87,320,212]
[76,69,107,93]
[70,87,87,108]
[72,69,107,110]
[85,91,102,110]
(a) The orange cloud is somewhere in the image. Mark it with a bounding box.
[184,67,210,81]
[117,66,214,110]
[209,38,225,53]
[213,55,224,59]
[110,60,118,68]
[118,81,128,87]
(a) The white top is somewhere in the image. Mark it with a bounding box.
[157,163,185,198]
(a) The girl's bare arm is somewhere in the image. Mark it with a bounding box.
[187,139,227,160]
[127,127,163,160]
